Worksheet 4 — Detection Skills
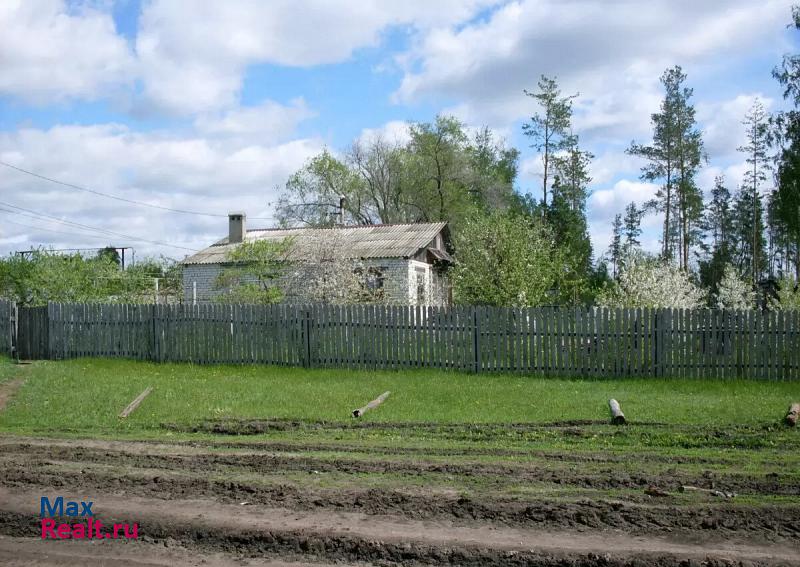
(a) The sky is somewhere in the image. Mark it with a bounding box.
[0,0,797,263]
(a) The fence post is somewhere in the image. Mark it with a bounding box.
[472,307,481,373]
[654,308,662,378]
[303,306,312,368]
[150,304,158,362]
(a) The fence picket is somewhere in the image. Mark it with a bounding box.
[1,300,799,379]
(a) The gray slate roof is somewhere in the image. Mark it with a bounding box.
[182,222,448,265]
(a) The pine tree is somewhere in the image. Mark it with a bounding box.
[623,202,643,251]
[523,76,578,206]
[608,213,623,279]
[737,100,772,283]
[731,185,767,281]
[628,66,703,268]
[699,176,734,295]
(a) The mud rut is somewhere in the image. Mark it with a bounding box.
[0,434,799,566]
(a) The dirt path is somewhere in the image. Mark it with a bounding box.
[1,487,797,566]
[0,536,351,567]
[0,378,24,412]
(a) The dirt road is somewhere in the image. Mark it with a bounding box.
[0,436,798,566]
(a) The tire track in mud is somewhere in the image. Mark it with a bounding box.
[0,438,744,465]
[2,462,799,541]
[1,443,794,496]
[1,489,797,567]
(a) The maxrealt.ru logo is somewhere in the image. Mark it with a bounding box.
[40,496,138,540]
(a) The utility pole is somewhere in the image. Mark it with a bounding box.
[339,195,346,226]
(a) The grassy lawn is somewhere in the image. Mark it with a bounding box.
[0,358,798,439]
[0,356,17,384]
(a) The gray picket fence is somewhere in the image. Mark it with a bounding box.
[4,301,800,378]
[0,300,13,356]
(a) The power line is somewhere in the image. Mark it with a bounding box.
[0,201,198,252]
[0,160,276,221]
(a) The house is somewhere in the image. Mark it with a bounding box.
[181,213,453,305]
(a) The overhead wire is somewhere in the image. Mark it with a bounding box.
[0,201,198,252]
[0,160,276,221]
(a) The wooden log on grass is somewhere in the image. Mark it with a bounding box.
[608,399,626,425]
[353,391,391,418]
[119,386,153,418]
[786,403,800,427]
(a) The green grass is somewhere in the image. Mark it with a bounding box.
[0,358,798,438]
[0,356,17,384]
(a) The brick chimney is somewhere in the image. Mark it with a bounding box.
[228,212,246,243]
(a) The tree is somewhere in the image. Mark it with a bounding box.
[522,76,577,206]
[776,276,800,309]
[715,264,755,310]
[451,211,563,307]
[96,246,121,266]
[0,250,180,305]
[608,213,624,278]
[772,7,800,280]
[467,126,520,210]
[738,100,772,282]
[628,66,704,267]
[731,184,767,281]
[623,202,643,251]
[404,115,474,229]
[283,233,383,305]
[597,250,706,309]
[277,116,517,237]
[214,239,292,304]
[551,135,593,212]
[276,150,361,226]
[699,176,734,295]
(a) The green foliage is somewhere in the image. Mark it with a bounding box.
[777,276,800,309]
[607,213,623,278]
[731,184,768,281]
[276,115,517,237]
[522,75,577,206]
[0,250,181,306]
[622,202,643,251]
[214,239,292,304]
[628,66,704,269]
[451,211,563,307]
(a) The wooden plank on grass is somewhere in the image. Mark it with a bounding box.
[609,398,626,425]
[353,391,391,418]
[119,386,153,418]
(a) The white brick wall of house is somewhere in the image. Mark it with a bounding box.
[183,258,449,306]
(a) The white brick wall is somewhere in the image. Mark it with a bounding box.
[183,258,449,306]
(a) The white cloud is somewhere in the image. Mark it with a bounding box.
[134,0,499,115]
[697,94,774,161]
[194,98,315,144]
[0,124,324,257]
[358,120,413,146]
[394,0,792,141]
[0,0,135,103]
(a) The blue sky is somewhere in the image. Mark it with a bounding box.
[0,0,797,261]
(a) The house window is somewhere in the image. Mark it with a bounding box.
[365,267,385,291]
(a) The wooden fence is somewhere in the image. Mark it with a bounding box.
[4,301,800,379]
[0,301,13,356]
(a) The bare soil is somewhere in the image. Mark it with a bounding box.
[0,436,798,565]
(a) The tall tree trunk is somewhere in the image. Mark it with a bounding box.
[663,171,672,260]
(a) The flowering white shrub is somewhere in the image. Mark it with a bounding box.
[777,276,800,310]
[715,265,755,310]
[284,233,380,304]
[598,251,706,309]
